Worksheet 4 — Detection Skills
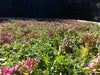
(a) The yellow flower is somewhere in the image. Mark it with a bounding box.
[81,48,88,56]
[24,73,28,75]
[63,51,66,54]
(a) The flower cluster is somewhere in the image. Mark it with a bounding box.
[83,55,100,71]
[0,57,38,75]
[0,66,17,75]
[81,48,88,56]
[61,38,71,45]
[0,35,14,44]
[81,34,96,43]
[22,57,38,69]
[0,26,15,44]
[48,29,55,36]
[14,57,38,75]
[32,31,40,39]
[18,21,29,26]
[81,33,97,50]
[59,38,72,54]
[21,27,31,36]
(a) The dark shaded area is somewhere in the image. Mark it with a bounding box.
[0,0,99,21]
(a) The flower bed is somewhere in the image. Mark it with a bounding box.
[0,19,100,75]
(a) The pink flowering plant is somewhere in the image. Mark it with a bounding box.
[58,38,72,55]
[0,57,38,75]
[0,66,17,75]
[13,57,38,75]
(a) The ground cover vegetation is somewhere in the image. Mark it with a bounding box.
[0,19,100,75]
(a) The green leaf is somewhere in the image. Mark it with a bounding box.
[55,55,65,64]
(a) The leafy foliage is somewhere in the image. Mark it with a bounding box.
[0,19,100,75]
